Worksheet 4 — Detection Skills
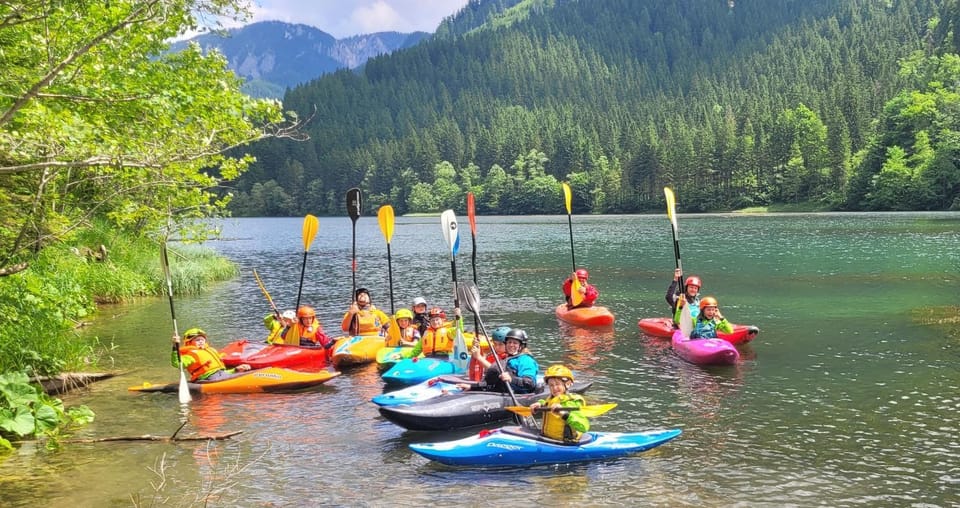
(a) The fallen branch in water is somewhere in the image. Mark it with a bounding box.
[63,430,243,443]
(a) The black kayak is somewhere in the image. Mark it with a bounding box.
[377,381,593,431]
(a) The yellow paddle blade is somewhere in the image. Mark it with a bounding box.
[571,276,584,307]
[302,214,319,252]
[378,205,395,243]
[506,403,617,418]
[664,187,677,230]
[562,182,573,214]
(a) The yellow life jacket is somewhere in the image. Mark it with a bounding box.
[540,393,586,442]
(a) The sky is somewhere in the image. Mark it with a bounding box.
[237,0,471,38]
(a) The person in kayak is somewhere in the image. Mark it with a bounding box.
[172,328,251,382]
[529,364,589,443]
[264,309,296,344]
[562,268,599,308]
[410,306,459,358]
[690,296,734,339]
[384,308,420,347]
[341,287,390,336]
[466,325,510,382]
[411,296,430,336]
[281,306,333,348]
[482,328,539,394]
[666,269,702,323]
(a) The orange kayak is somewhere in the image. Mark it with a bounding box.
[128,367,340,394]
[555,303,615,327]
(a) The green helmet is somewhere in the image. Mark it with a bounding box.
[183,328,206,342]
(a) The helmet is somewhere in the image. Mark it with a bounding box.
[575,268,589,279]
[685,276,702,289]
[491,326,512,343]
[281,310,297,320]
[505,328,528,346]
[297,306,316,318]
[699,296,718,310]
[412,297,427,307]
[428,307,446,319]
[183,328,206,342]
[395,308,413,320]
[544,364,574,382]
[356,287,370,299]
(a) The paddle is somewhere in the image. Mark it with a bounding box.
[253,268,280,317]
[505,403,618,418]
[457,280,538,430]
[466,192,480,333]
[679,294,694,338]
[664,187,685,299]
[346,188,362,334]
[377,205,396,315]
[295,214,319,312]
[161,241,191,404]
[440,210,469,372]
[562,183,583,307]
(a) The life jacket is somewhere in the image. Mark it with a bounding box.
[385,324,418,347]
[180,345,226,381]
[420,327,453,356]
[540,393,586,442]
[469,352,506,381]
[284,320,330,347]
[342,306,388,336]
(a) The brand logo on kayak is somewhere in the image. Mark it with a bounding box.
[487,442,522,451]
[253,372,283,380]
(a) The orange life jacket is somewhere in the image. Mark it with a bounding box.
[420,327,453,356]
[180,345,226,381]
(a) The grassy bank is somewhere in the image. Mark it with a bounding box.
[0,220,237,375]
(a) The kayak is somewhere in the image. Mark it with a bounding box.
[331,335,385,368]
[128,367,341,394]
[222,341,330,370]
[409,425,682,467]
[374,345,416,370]
[671,329,739,365]
[377,381,593,431]
[554,304,615,327]
[381,356,462,385]
[371,375,468,406]
[220,339,269,367]
[638,317,759,345]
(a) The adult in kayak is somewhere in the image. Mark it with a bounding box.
[466,325,510,382]
[384,308,420,347]
[529,364,590,443]
[690,297,734,339]
[411,296,430,337]
[263,309,296,344]
[666,268,702,323]
[281,306,334,348]
[409,307,458,358]
[341,287,390,336]
[482,328,540,394]
[172,328,251,382]
[562,268,599,308]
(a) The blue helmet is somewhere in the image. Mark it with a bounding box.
[491,326,511,343]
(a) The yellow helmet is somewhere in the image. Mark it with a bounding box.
[544,364,574,382]
[182,328,206,342]
[395,308,413,320]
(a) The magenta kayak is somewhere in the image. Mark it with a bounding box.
[638,317,759,345]
[671,329,739,365]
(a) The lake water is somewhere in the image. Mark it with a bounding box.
[2,212,958,507]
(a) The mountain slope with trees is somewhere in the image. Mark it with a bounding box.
[229,0,958,215]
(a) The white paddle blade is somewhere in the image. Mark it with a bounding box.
[452,327,469,372]
[440,209,460,257]
[679,299,694,338]
[178,369,192,403]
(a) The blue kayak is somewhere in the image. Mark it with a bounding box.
[409,426,682,467]
[371,375,467,406]
[381,356,463,385]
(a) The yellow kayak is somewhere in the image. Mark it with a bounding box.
[128,367,340,394]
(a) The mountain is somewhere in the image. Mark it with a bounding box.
[171,21,430,98]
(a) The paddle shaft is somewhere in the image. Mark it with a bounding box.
[347,188,362,331]
[466,193,479,333]
[161,241,191,403]
[253,269,280,317]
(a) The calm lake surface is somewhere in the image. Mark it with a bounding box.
[2,212,958,507]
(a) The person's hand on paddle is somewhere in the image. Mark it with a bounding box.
[347,302,360,315]
[499,371,513,384]
[171,334,180,346]
[453,307,462,321]
[470,340,482,358]
[235,364,252,372]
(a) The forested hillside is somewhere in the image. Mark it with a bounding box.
[229,0,958,215]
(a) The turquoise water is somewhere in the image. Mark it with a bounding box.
[1,213,957,506]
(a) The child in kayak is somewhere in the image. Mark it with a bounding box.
[529,364,589,443]
[264,309,296,344]
[384,308,420,348]
[411,296,430,336]
[410,307,458,358]
[466,325,510,382]
[690,296,734,339]
[562,268,599,308]
[282,305,333,348]
[172,328,251,382]
[666,268,702,323]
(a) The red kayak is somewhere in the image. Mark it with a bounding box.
[221,340,331,370]
[638,317,759,345]
[555,303,615,328]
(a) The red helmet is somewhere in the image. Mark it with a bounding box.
[575,268,589,279]
[428,307,446,320]
[685,276,702,289]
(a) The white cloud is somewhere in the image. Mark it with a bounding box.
[246,0,469,38]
